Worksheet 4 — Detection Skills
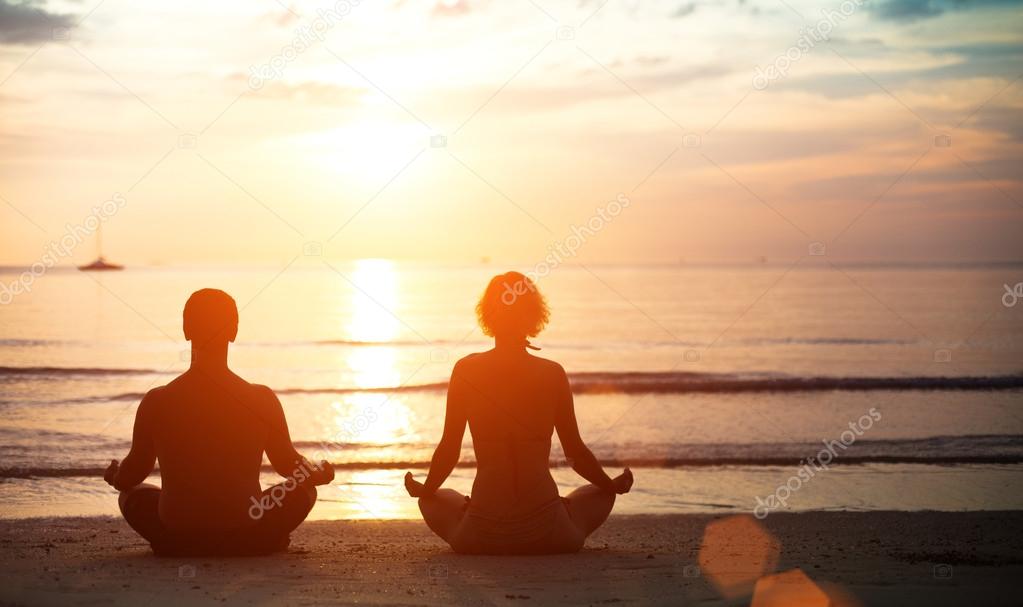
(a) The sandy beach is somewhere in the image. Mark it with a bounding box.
[1,511,1021,606]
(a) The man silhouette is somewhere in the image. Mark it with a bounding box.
[104,288,333,555]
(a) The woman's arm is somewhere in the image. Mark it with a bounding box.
[407,361,468,497]
[553,365,632,494]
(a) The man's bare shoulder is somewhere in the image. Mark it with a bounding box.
[244,382,283,414]
[132,384,170,420]
[150,373,198,402]
[247,382,278,400]
[157,372,276,404]
[139,383,169,404]
[159,372,194,393]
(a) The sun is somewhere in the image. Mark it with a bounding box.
[300,120,428,183]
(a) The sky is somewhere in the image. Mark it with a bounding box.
[0,0,1021,266]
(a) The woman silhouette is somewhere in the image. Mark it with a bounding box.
[405,271,633,554]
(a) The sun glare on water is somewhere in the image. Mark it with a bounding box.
[328,260,421,517]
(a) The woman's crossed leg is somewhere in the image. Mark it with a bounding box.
[416,484,616,553]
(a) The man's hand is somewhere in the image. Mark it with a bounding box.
[309,459,335,486]
[612,468,634,495]
[103,459,120,488]
[404,472,428,498]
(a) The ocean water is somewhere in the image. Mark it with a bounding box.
[1,261,1021,519]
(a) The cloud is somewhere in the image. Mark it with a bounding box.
[633,55,671,67]
[450,62,736,114]
[871,0,1023,21]
[262,7,301,27]
[0,0,75,44]
[972,106,1023,142]
[233,77,366,105]
[774,41,1023,100]
[432,0,471,17]
[873,0,943,20]
[673,3,697,17]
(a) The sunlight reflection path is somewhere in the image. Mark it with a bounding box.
[330,260,421,517]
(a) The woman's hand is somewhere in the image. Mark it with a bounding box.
[404,472,429,498]
[612,467,634,494]
[103,459,120,488]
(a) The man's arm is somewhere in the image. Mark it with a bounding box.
[261,386,334,485]
[107,389,158,491]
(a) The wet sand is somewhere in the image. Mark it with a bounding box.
[1,512,1021,606]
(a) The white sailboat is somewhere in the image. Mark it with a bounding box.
[78,221,124,271]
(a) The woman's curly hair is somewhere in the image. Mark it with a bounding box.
[476,271,550,338]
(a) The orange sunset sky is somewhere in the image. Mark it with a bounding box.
[0,0,1021,266]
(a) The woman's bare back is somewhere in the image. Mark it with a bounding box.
[454,349,566,519]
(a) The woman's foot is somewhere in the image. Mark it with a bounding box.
[404,472,427,497]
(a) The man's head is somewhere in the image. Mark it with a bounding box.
[183,288,238,345]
